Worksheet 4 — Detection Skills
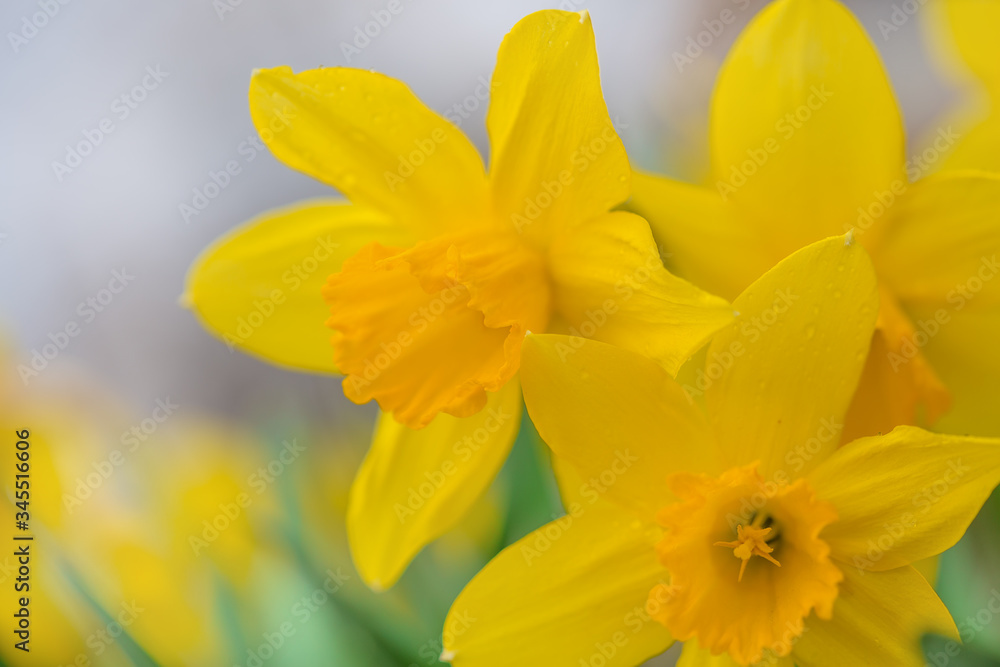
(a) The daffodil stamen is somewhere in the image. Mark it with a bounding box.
[714,524,782,582]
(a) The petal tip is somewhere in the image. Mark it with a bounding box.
[440,649,456,663]
[578,8,590,24]
[844,229,856,246]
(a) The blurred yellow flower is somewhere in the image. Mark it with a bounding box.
[925,0,1000,173]
[186,9,733,589]
[631,0,1000,439]
[443,235,1000,667]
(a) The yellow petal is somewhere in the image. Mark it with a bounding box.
[792,566,958,666]
[875,171,1000,308]
[938,0,1000,92]
[916,304,1000,436]
[941,114,1000,172]
[185,199,411,373]
[706,235,879,478]
[346,380,522,589]
[547,211,734,374]
[325,231,548,428]
[840,287,952,443]
[443,505,672,666]
[249,67,490,235]
[520,334,721,522]
[487,10,629,243]
[677,640,794,667]
[711,0,904,255]
[677,642,738,667]
[629,172,774,302]
[550,453,620,516]
[807,425,1000,571]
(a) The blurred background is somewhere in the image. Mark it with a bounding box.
[1,0,997,665]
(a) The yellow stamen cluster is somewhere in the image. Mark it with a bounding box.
[714,524,782,582]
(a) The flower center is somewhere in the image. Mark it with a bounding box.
[713,517,781,582]
[646,463,842,666]
[323,230,550,428]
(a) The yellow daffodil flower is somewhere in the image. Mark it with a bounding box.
[630,0,1000,439]
[185,9,732,589]
[442,235,1000,667]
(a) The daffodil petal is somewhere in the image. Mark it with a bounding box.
[876,171,1000,308]
[711,0,904,253]
[677,641,794,667]
[629,172,774,301]
[916,304,1000,436]
[185,199,411,373]
[938,0,1000,91]
[249,67,490,235]
[520,334,721,522]
[807,425,1000,571]
[677,642,738,667]
[942,114,1000,172]
[487,10,629,242]
[346,381,521,589]
[443,505,672,666]
[550,454,620,516]
[706,235,879,478]
[792,566,958,667]
[547,211,734,374]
